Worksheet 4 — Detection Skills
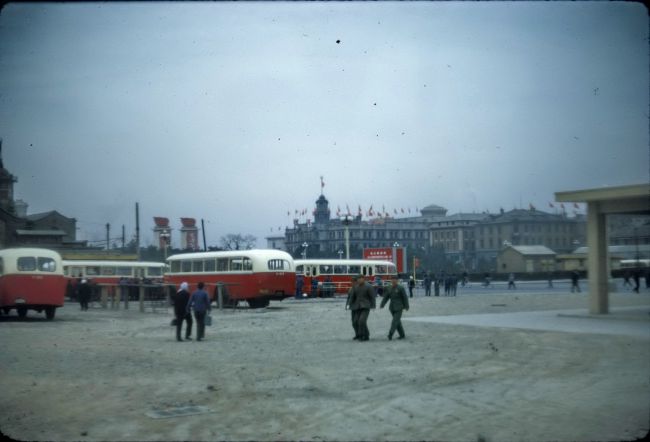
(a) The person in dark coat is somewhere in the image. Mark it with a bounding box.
[348,275,376,341]
[345,276,360,340]
[295,274,304,299]
[423,274,432,296]
[434,274,440,296]
[172,282,193,341]
[310,278,319,298]
[78,278,91,311]
[380,274,410,340]
[570,270,581,293]
[632,269,641,293]
[187,282,211,341]
[408,276,415,298]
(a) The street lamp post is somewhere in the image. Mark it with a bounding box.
[393,242,399,273]
[341,215,351,260]
[337,250,343,260]
[160,230,171,260]
[302,242,308,260]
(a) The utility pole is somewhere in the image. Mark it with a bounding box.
[135,202,140,260]
[122,224,125,249]
[106,223,110,250]
[201,218,207,251]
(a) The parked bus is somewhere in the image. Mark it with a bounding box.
[619,259,650,269]
[0,248,66,319]
[62,260,167,301]
[294,259,398,296]
[165,249,295,308]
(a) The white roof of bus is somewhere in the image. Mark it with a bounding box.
[166,249,293,261]
[0,247,62,260]
[294,259,396,266]
[62,260,165,267]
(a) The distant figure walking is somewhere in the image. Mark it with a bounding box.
[311,278,319,298]
[187,282,211,341]
[461,271,468,287]
[345,276,360,340]
[444,275,451,296]
[547,272,554,288]
[78,279,91,311]
[380,274,409,340]
[172,282,193,341]
[295,274,304,299]
[570,271,581,293]
[632,269,641,294]
[434,275,440,296]
[423,274,432,297]
[623,271,633,289]
[408,276,415,298]
[507,273,516,290]
[451,274,458,296]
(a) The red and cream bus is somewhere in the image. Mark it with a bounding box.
[0,248,67,319]
[294,259,398,296]
[62,260,167,301]
[165,249,295,308]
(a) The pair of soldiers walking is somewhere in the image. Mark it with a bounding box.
[346,274,409,341]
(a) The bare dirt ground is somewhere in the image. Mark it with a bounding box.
[1,290,649,442]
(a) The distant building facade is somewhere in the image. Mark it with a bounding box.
[273,192,588,273]
[0,146,83,250]
[496,245,557,273]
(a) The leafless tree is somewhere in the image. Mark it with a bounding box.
[219,233,257,250]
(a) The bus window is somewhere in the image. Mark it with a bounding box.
[17,257,36,271]
[204,259,216,272]
[86,266,100,276]
[375,265,387,274]
[181,261,192,273]
[116,266,133,276]
[319,265,333,274]
[243,258,253,271]
[147,267,162,277]
[310,265,319,277]
[170,261,181,273]
[230,258,243,271]
[63,265,69,276]
[38,258,57,272]
[268,259,289,271]
[216,258,228,272]
[348,265,360,275]
[367,266,374,276]
[295,264,304,274]
[333,265,346,274]
[101,267,116,276]
[70,266,83,277]
[0,258,4,275]
[192,260,204,272]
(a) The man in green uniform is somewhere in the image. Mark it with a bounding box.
[380,274,410,340]
[345,275,360,340]
[348,275,376,341]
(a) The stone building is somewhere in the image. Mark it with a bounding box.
[0,146,82,250]
[496,245,557,273]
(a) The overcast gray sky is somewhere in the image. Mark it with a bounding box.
[0,1,647,248]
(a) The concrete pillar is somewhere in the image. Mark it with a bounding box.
[587,202,608,314]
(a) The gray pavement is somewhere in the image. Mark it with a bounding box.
[406,305,650,339]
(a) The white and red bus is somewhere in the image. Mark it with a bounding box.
[165,249,295,308]
[294,259,398,296]
[62,260,166,282]
[0,248,67,319]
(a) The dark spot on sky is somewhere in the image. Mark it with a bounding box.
[593,87,599,95]
[401,132,405,135]
[336,40,341,44]
[277,138,281,141]
[373,102,376,106]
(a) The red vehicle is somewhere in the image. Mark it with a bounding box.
[62,260,167,301]
[0,248,67,319]
[165,249,295,308]
[294,259,398,296]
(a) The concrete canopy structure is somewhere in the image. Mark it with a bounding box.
[556,184,650,314]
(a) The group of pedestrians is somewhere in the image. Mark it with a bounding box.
[171,281,211,342]
[345,274,410,341]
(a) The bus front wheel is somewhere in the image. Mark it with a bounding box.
[45,307,56,320]
[248,298,269,309]
[17,307,27,319]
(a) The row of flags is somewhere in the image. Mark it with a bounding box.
[286,205,421,218]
